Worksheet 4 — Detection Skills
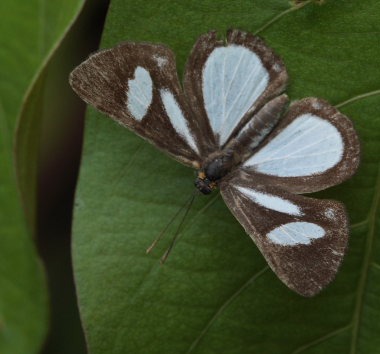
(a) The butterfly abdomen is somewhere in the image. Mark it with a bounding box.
[225,94,289,162]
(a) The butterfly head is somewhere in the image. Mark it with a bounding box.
[195,171,217,195]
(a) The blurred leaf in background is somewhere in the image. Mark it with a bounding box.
[0,0,107,353]
[21,1,110,353]
[72,0,380,353]
[0,0,83,351]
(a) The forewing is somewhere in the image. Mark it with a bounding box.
[220,170,349,297]
[184,29,288,150]
[242,98,360,193]
[69,42,202,168]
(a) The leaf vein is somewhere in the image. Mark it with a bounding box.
[372,262,380,270]
[185,266,269,354]
[350,219,369,230]
[335,89,380,108]
[291,325,352,354]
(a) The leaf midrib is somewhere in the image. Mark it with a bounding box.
[350,162,380,353]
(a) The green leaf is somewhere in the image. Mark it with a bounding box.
[0,0,86,352]
[73,0,380,353]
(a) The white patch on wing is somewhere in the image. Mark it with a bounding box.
[325,208,336,219]
[202,45,269,146]
[127,66,153,121]
[153,55,167,68]
[244,114,344,177]
[160,90,199,153]
[267,222,325,246]
[236,186,303,216]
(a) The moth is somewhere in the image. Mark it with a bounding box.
[69,29,360,297]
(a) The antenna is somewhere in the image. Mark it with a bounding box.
[146,191,197,254]
[160,191,197,264]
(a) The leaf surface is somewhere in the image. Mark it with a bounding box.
[73,1,380,353]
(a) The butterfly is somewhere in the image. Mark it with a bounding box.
[69,29,360,297]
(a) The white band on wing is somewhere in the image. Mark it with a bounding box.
[236,186,303,216]
[267,222,325,246]
[244,114,344,177]
[160,89,199,154]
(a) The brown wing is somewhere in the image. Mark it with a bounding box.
[69,42,204,168]
[220,170,349,297]
[184,28,288,151]
[240,98,360,193]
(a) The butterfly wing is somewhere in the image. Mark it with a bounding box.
[220,170,349,296]
[184,29,288,151]
[69,42,203,168]
[241,98,360,193]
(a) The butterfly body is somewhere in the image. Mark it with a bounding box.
[70,29,360,296]
[196,92,289,194]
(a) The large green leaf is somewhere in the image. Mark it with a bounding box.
[73,0,380,353]
[0,0,85,352]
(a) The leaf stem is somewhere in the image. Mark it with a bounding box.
[254,0,314,35]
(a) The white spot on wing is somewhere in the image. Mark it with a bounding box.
[160,90,199,153]
[325,208,336,219]
[202,45,269,146]
[244,114,344,177]
[236,186,303,216]
[127,66,153,121]
[153,55,167,68]
[272,63,281,72]
[267,222,325,246]
[332,250,343,256]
